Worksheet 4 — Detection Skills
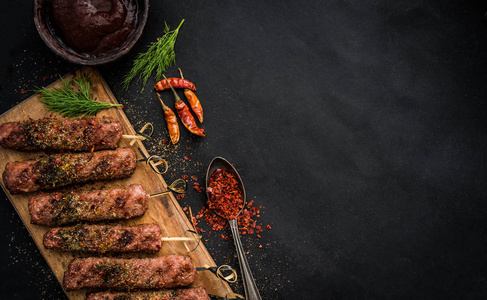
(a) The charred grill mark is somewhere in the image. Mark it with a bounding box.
[116,230,134,248]
[115,195,126,208]
[95,159,111,173]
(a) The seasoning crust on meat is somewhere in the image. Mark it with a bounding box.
[86,286,211,300]
[3,147,136,194]
[29,184,148,226]
[63,255,197,291]
[0,117,122,151]
[43,223,162,253]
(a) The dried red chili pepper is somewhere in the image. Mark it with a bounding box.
[157,93,180,144]
[154,77,196,92]
[163,75,205,137]
[179,69,203,123]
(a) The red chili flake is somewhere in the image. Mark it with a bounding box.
[20,89,26,94]
[207,169,243,220]
[181,175,188,180]
[55,158,62,164]
[183,155,192,161]
[266,224,272,230]
[43,76,48,81]
[162,138,170,145]
[191,175,198,181]
[199,169,263,237]
[259,245,262,248]
[76,166,83,170]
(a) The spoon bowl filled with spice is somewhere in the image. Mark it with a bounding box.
[206,157,262,300]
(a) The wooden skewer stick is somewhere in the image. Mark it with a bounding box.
[122,134,147,141]
[162,229,202,253]
[161,236,200,241]
[121,122,154,146]
[148,178,187,196]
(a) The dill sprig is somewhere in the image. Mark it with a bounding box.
[123,19,185,91]
[36,74,122,117]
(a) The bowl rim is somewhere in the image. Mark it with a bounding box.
[34,0,150,65]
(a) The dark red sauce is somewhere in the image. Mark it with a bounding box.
[49,0,137,56]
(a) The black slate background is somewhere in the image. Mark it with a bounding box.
[1,1,487,299]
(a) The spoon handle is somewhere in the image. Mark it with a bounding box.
[229,218,262,300]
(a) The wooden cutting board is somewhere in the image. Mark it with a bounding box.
[0,67,233,299]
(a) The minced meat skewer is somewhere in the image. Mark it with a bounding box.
[29,184,148,226]
[0,117,123,151]
[2,147,136,194]
[86,286,211,300]
[43,223,162,253]
[63,255,197,291]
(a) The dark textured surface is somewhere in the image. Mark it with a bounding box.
[1,1,487,299]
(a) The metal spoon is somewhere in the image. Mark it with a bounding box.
[206,156,262,300]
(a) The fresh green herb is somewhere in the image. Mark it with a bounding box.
[36,74,122,117]
[123,19,185,91]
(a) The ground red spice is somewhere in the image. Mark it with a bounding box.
[197,196,263,237]
[184,171,266,240]
[206,169,244,220]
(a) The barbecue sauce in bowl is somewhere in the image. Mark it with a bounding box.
[48,0,138,57]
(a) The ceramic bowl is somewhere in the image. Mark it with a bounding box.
[34,0,149,65]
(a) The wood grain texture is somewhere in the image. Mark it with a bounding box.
[0,67,232,300]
